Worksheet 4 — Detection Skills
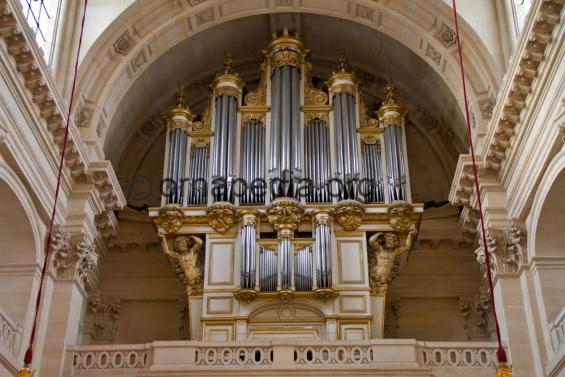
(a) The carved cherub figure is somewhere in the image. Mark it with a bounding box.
[158,233,204,295]
[368,229,417,292]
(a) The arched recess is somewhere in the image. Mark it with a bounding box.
[528,150,565,327]
[0,160,43,328]
[75,0,500,161]
[246,301,326,340]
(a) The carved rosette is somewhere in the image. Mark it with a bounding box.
[266,198,304,233]
[50,231,99,286]
[333,200,364,231]
[207,202,237,233]
[159,204,184,234]
[388,201,414,232]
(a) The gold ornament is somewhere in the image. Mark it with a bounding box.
[158,204,184,234]
[266,198,304,232]
[234,288,259,302]
[497,364,512,377]
[241,112,266,124]
[244,60,268,106]
[388,201,414,232]
[368,230,417,295]
[333,200,364,231]
[159,234,204,296]
[17,367,31,377]
[304,61,329,106]
[271,50,302,70]
[207,202,237,233]
[314,288,339,301]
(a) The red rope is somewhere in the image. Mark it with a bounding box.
[451,0,507,364]
[22,0,88,367]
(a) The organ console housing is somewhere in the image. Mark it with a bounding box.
[150,29,422,341]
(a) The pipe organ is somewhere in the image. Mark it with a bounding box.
[152,29,421,342]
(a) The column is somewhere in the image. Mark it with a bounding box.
[38,231,99,377]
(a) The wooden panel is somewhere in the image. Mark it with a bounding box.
[207,242,234,286]
[337,240,365,284]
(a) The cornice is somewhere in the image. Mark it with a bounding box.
[449,0,563,241]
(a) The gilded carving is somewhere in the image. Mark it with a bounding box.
[214,86,240,98]
[189,97,214,148]
[358,95,381,144]
[388,201,414,232]
[333,200,364,231]
[241,112,266,124]
[158,204,184,234]
[368,230,417,295]
[159,234,204,296]
[304,60,328,106]
[266,198,304,232]
[304,111,329,125]
[313,287,339,301]
[207,202,237,233]
[234,288,259,302]
[244,60,268,106]
[271,50,302,70]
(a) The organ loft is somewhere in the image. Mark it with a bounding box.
[150,29,422,341]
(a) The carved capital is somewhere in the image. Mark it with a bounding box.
[266,198,304,232]
[50,231,99,285]
[475,225,525,278]
[159,204,184,234]
[207,202,237,233]
[333,200,364,231]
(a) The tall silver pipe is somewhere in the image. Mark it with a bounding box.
[291,67,301,173]
[270,69,281,171]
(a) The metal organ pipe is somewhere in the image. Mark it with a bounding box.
[163,87,194,206]
[314,212,332,288]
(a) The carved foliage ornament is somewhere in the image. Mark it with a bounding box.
[82,294,120,341]
[244,60,268,106]
[159,204,184,234]
[271,50,302,70]
[266,198,304,232]
[304,61,328,106]
[475,224,525,277]
[51,230,99,285]
[333,200,364,231]
[207,202,237,233]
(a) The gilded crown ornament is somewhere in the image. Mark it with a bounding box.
[212,52,244,97]
[333,200,364,231]
[327,49,358,97]
[207,202,237,233]
[266,198,304,232]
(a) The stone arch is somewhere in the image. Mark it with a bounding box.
[75,0,500,160]
[528,149,565,351]
[0,160,43,328]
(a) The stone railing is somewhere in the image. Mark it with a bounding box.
[550,307,565,352]
[0,307,22,369]
[0,305,22,358]
[65,340,499,375]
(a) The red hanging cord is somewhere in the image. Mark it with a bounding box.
[19,0,88,373]
[451,0,508,367]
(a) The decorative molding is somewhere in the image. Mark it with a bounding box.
[113,30,133,55]
[425,43,441,66]
[81,294,120,341]
[435,23,456,48]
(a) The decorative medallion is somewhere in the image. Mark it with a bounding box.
[266,198,304,232]
[207,202,237,233]
[388,201,414,232]
[158,204,184,234]
[333,200,364,231]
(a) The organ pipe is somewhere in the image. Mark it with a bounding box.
[163,86,194,205]
[328,52,361,201]
[377,81,410,202]
[266,29,306,199]
[240,211,258,289]
[211,54,243,203]
[314,211,332,288]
